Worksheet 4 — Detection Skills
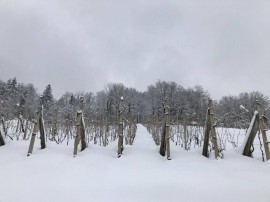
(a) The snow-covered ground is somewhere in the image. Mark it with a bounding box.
[1,124,270,202]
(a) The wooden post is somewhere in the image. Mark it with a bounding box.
[104,99,109,147]
[257,101,270,160]
[242,111,260,157]
[202,99,219,159]
[39,97,46,149]
[0,130,5,146]
[159,98,171,160]
[117,96,124,158]
[27,96,46,156]
[183,117,188,150]
[1,117,7,136]
[73,97,86,157]
[27,111,40,156]
[79,97,86,151]
[159,113,166,156]
[202,112,211,157]
[73,112,82,156]
[165,98,171,160]
[242,101,270,160]
[209,99,219,159]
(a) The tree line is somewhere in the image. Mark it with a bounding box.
[0,78,269,130]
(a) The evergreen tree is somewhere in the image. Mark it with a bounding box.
[43,84,53,104]
[42,84,54,120]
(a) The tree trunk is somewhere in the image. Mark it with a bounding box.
[15,118,20,133]
[23,119,29,140]
[19,115,25,133]
[51,110,57,141]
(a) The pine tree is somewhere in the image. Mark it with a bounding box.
[42,84,54,111]
[43,84,53,104]
[42,84,54,121]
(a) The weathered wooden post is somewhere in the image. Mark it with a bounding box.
[104,99,109,147]
[1,116,7,137]
[202,98,219,159]
[0,130,5,146]
[183,116,188,150]
[73,97,87,157]
[27,96,46,156]
[117,96,124,158]
[242,101,270,160]
[256,101,270,160]
[159,98,171,160]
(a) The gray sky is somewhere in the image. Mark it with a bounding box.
[0,0,270,99]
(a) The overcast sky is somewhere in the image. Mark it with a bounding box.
[0,0,269,100]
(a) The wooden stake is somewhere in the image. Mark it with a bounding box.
[256,101,270,160]
[202,112,211,158]
[159,98,171,160]
[117,96,124,157]
[209,99,219,159]
[73,97,86,157]
[0,130,5,146]
[27,111,40,156]
[202,99,219,159]
[27,96,46,156]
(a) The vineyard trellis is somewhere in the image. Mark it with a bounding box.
[0,79,269,162]
[242,101,270,160]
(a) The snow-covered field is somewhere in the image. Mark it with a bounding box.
[1,124,270,202]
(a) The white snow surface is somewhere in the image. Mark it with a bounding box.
[1,124,270,202]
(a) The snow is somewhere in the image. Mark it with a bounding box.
[1,124,270,202]
[240,104,249,112]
